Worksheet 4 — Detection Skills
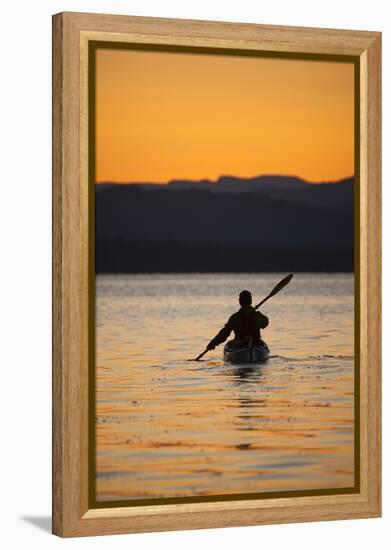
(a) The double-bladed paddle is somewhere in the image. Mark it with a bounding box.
[190,273,293,361]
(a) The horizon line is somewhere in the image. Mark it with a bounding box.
[95,173,354,186]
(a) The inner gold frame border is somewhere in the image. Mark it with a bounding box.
[52,12,381,538]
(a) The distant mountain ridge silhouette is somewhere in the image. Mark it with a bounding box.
[97,174,352,193]
[96,175,354,273]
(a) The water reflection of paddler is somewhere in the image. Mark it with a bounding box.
[207,290,269,352]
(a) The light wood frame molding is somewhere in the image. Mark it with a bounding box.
[52,11,381,537]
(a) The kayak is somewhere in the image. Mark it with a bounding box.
[223,339,270,364]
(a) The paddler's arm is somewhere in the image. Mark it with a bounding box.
[256,311,269,329]
[207,317,234,350]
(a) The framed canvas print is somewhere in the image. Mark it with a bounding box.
[52,12,381,537]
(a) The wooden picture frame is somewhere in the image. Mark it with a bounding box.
[52,11,381,537]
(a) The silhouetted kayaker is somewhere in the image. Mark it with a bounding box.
[207,290,269,351]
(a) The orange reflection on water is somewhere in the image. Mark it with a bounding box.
[96,273,355,501]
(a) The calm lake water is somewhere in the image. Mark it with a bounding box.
[95,273,355,502]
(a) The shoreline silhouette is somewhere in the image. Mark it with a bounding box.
[95,175,354,274]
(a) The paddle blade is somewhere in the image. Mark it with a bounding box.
[268,273,293,298]
[188,349,209,361]
[255,273,293,309]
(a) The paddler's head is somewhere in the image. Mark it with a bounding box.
[239,290,252,306]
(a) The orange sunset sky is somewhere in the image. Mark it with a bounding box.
[96,48,355,184]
